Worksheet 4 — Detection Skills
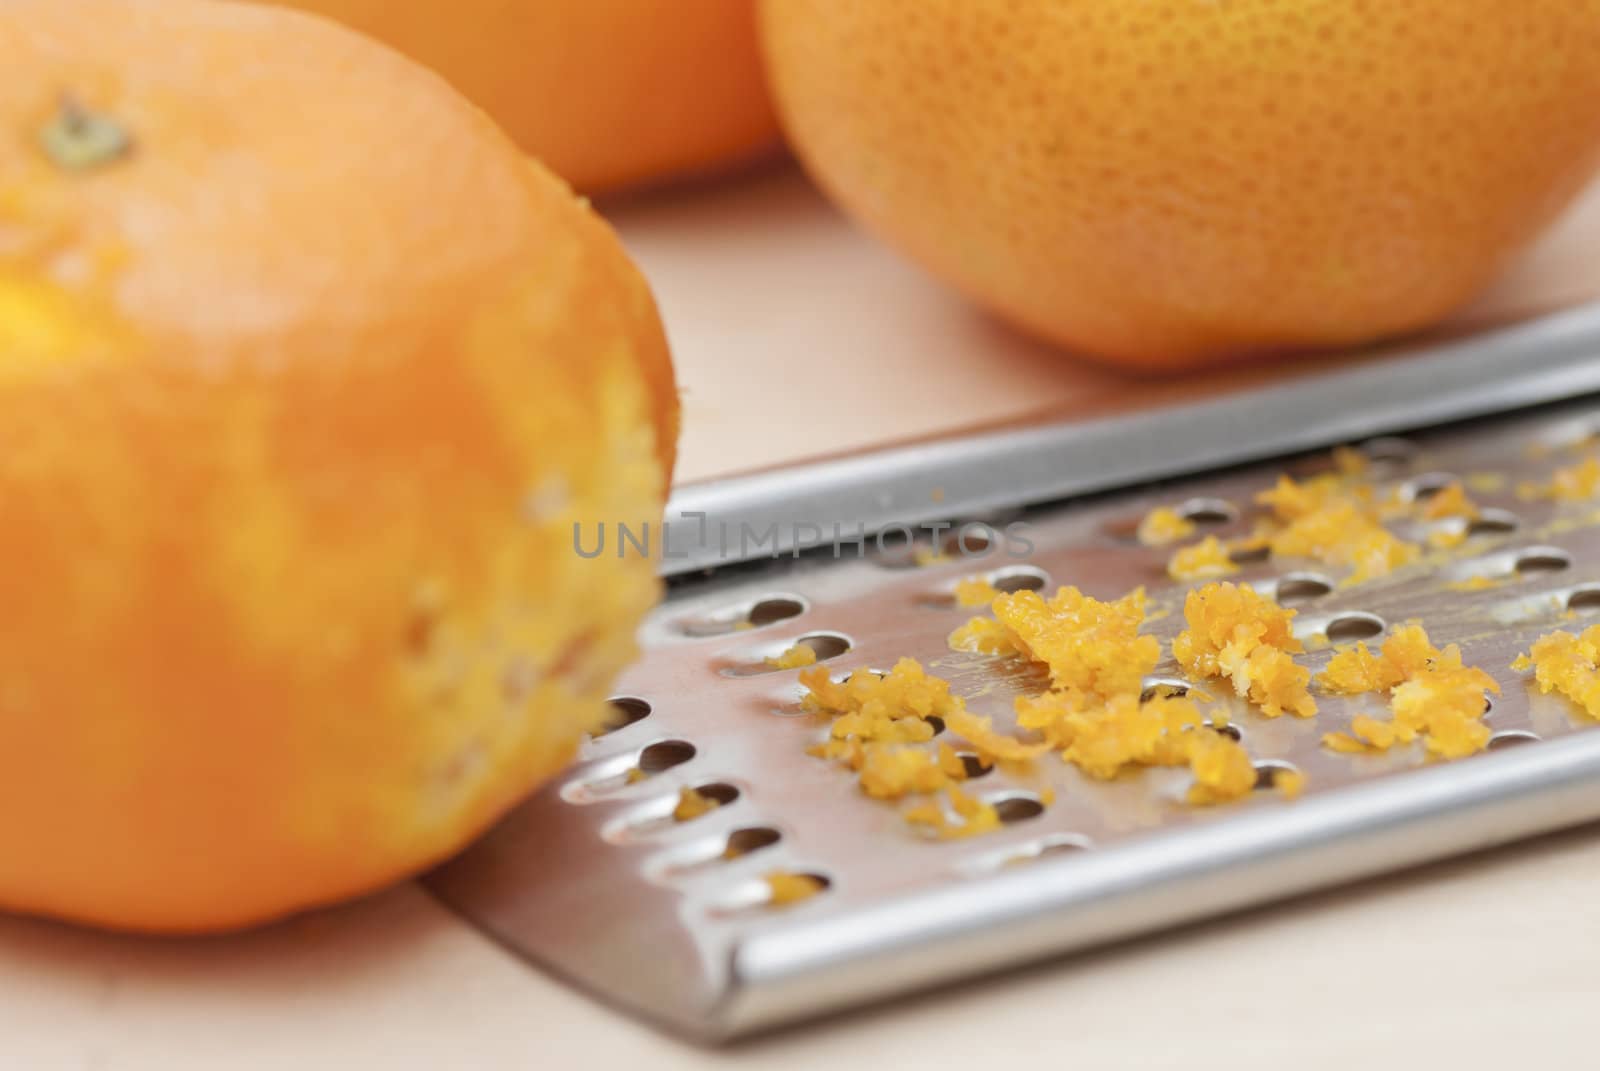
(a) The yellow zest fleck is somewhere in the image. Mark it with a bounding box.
[1173,582,1316,718]
[858,745,952,800]
[766,642,818,670]
[1513,625,1600,719]
[764,871,825,906]
[953,576,1001,608]
[1518,458,1600,502]
[1257,472,1354,522]
[903,786,1002,839]
[801,658,960,723]
[672,787,722,822]
[1446,575,1500,592]
[1272,768,1307,800]
[1321,731,1369,754]
[1465,472,1507,494]
[945,708,1051,762]
[1185,730,1258,805]
[1137,506,1196,547]
[1332,446,1368,478]
[1421,482,1479,521]
[1167,535,1239,580]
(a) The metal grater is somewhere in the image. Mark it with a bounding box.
[425,308,1600,1042]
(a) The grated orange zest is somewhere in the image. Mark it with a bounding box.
[1137,506,1196,547]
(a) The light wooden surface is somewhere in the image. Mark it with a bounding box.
[4,167,1599,1069]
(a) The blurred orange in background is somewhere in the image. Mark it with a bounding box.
[761,0,1600,369]
[268,0,782,193]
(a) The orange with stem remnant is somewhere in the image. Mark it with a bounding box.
[0,0,677,933]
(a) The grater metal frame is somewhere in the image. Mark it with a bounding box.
[426,312,1600,1042]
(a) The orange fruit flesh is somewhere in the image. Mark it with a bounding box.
[760,0,1600,368]
[0,0,676,933]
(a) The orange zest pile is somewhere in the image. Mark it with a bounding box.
[799,659,986,831]
[1163,461,1430,584]
[1257,475,1419,584]
[953,584,1277,806]
[776,439,1593,845]
[1318,625,1499,759]
[1173,582,1316,719]
[1513,626,1600,719]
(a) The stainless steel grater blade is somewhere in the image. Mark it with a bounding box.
[425,363,1600,1042]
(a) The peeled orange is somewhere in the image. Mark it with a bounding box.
[761,0,1600,368]
[0,0,676,933]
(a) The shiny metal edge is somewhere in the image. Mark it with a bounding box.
[718,730,1600,1038]
[662,303,1600,576]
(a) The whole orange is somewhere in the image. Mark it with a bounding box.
[760,0,1600,368]
[0,0,677,933]
[267,0,781,193]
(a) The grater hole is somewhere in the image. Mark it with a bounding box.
[722,827,782,860]
[1568,586,1600,613]
[1140,677,1190,703]
[679,593,809,637]
[956,752,994,779]
[1403,472,1455,502]
[992,794,1046,825]
[924,715,948,737]
[748,596,806,628]
[637,740,697,775]
[1488,730,1541,751]
[1326,613,1386,643]
[1210,723,1243,742]
[773,872,832,896]
[943,523,997,558]
[1253,761,1301,792]
[1275,573,1334,605]
[1466,510,1519,537]
[1361,436,1418,465]
[1036,835,1091,859]
[689,782,741,808]
[1228,543,1271,565]
[992,566,1050,594]
[796,632,852,661]
[596,697,651,737]
[984,834,1093,872]
[1515,548,1571,576]
[1178,498,1237,526]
